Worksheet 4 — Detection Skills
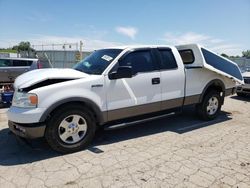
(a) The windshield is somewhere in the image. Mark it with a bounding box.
[73,49,122,75]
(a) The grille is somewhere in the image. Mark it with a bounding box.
[244,77,250,84]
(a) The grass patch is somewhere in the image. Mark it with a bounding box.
[0,49,17,53]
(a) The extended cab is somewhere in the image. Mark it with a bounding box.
[7,44,243,153]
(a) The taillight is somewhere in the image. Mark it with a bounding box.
[37,61,42,69]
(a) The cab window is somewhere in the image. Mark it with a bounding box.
[119,50,157,75]
[178,49,195,64]
[158,49,178,69]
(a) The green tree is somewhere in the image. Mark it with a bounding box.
[12,41,35,52]
[221,53,229,58]
[242,50,250,58]
[230,55,240,58]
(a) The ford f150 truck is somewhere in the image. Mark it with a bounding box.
[7,44,243,153]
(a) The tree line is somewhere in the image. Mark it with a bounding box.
[1,41,250,58]
[221,50,250,59]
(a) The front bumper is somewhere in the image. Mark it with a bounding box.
[8,121,46,139]
[7,106,46,124]
[236,84,250,94]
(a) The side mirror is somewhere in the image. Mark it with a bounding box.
[109,66,132,80]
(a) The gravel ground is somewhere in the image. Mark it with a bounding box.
[0,95,250,188]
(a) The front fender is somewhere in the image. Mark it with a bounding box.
[39,97,106,124]
[31,77,106,124]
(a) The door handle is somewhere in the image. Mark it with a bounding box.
[152,77,160,85]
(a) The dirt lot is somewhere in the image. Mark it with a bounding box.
[0,96,250,188]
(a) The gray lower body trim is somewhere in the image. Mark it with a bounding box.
[107,97,185,122]
[105,95,202,122]
[161,97,184,110]
[108,102,160,121]
[183,94,201,105]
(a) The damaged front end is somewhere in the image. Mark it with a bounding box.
[14,68,88,90]
[11,68,89,108]
[20,78,75,92]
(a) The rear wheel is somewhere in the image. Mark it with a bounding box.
[45,104,96,153]
[196,90,222,120]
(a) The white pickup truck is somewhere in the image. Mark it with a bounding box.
[7,44,243,153]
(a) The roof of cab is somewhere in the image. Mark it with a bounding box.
[0,57,38,61]
[104,45,174,50]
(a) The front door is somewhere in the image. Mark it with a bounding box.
[105,49,161,121]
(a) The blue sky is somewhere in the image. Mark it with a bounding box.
[0,0,249,55]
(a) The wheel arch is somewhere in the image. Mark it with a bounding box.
[39,97,107,125]
[199,79,226,104]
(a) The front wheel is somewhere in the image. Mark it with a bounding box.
[196,90,222,120]
[45,104,96,153]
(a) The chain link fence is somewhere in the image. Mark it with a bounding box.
[18,42,92,68]
[230,57,250,72]
[35,50,91,68]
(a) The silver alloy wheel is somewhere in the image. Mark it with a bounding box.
[206,96,219,115]
[58,114,87,144]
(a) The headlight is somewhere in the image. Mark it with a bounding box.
[12,91,38,108]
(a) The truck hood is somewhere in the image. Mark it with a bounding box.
[14,68,88,89]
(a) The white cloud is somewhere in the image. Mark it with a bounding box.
[162,32,242,56]
[0,35,122,51]
[116,26,138,39]
[26,11,51,22]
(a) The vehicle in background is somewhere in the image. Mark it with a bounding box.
[0,57,51,104]
[236,71,250,97]
[0,57,51,83]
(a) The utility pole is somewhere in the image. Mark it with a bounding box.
[80,41,83,60]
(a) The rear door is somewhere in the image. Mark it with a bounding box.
[9,59,32,81]
[155,48,185,110]
[105,49,162,121]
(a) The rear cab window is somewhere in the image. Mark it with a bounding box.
[178,49,195,64]
[157,48,178,70]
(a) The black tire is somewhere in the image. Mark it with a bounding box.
[237,92,246,97]
[45,104,96,153]
[196,90,222,121]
